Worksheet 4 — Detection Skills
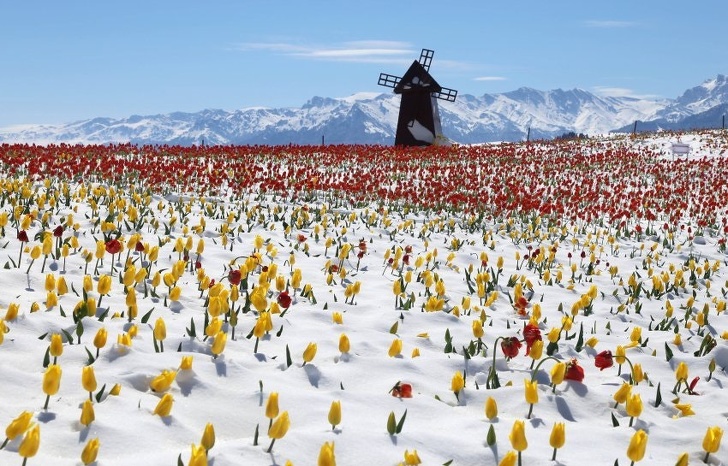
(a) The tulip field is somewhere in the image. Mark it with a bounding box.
[1,131,728,465]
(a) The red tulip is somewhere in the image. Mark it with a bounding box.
[523,323,542,355]
[565,359,585,382]
[594,350,614,371]
[17,230,29,242]
[277,291,292,309]
[105,239,121,255]
[228,269,242,286]
[53,225,64,237]
[500,336,522,359]
[390,381,412,398]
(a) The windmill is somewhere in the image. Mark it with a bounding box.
[378,48,458,146]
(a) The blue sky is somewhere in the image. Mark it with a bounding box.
[1,0,726,127]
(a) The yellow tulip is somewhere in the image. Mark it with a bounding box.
[702,426,723,461]
[338,334,350,354]
[632,364,645,384]
[615,345,626,365]
[56,277,68,295]
[549,422,566,451]
[49,333,64,358]
[550,362,566,386]
[675,361,688,382]
[0,319,6,345]
[509,419,527,451]
[153,393,174,417]
[302,342,317,364]
[154,318,167,341]
[44,274,56,292]
[472,320,484,339]
[80,400,95,426]
[626,393,643,426]
[524,379,538,405]
[318,441,336,466]
[97,274,111,295]
[42,364,62,410]
[150,369,177,393]
[211,331,227,357]
[82,366,97,396]
[4,411,33,442]
[613,382,632,406]
[485,397,498,420]
[328,400,342,430]
[528,339,543,361]
[547,327,560,343]
[205,317,222,338]
[388,338,403,357]
[169,286,181,301]
[201,422,215,451]
[4,303,19,321]
[498,451,517,466]
[109,383,122,396]
[626,429,648,463]
[411,347,420,358]
[451,371,465,398]
[264,392,280,422]
[180,356,193,371]
[403,449,422,465]
[18,424,40,460]
[189,443,208,466]
[267,411,290,452]
[81,437,100,465]
[332,312,343,324]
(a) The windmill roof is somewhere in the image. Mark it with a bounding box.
[394,60,443,94]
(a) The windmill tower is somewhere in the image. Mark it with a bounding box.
[378,48,458,146]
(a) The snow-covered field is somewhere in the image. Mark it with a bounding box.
[1,132,727,465]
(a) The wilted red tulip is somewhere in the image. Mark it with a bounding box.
[277,291,292,309]
[53,225,64,237]
[523,323,541,354]
[390,381,413,398]
[228,269,242,286]
[17,230,29,242]
[565,359,585,382]
[105,239,121,255]
[501,336,522,359]
[594,350,614,371]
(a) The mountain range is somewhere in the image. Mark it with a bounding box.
[1,75,727,145]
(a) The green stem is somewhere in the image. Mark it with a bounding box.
[43,394,50,410]
[704,451,710,463]
[551,447,557,461]
[530,356,561,382]
[526,402,534,419]
[0,437,8,449]
[266,438,276,453]
[518,450,522,466]
[22,457,28,466]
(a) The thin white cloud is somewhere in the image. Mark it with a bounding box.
[584,20,638,28]
[236,41,415,64]
[474,76,506,82]
[593,86,660,99]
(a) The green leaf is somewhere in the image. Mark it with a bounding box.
[611,412,619,427]
[61,329,74,345]
[141,308,154,324]
[85,346,95,365]
[389,321,399,334]
[178,454,184,466]
[285,344,292,368]
[42,346,51,368]
[38,332,49,340]
[253,423,259,446]
[664,343,673,362]
[574,323,584,352]
[94,384,106,403]
[395,409,407,434]
[654,382,662,407]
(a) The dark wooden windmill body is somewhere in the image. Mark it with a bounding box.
[378,49,457,146]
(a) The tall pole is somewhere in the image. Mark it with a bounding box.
[632,121,638,136]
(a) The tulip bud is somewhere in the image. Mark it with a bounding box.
[265,392,279,420]
[338,334,350,354]
[403,449,422,465]
[154,318,166,341]
[524,379,538,404]
[702,425,723,457]
[81,437,100,465]
[211,331,227,357]
[626,429,648,463]
[388,338,403,357]
[49,333,64,358]
[302,342,317,364]
[18,424,40,460]
[318,441,336,466]
[4,411,33,442]
[80,400,95,426]
[550,362,566,386]
[613,382,631,406]
[485,397,498,420]
[328,400,341,430]
[451,371,465,397]
[189,443,207,466]
[43,364,62,397]
[332,312,343,324]
[498,451,517,466]
[549,422,566,450]
[268,411,290,440]
[201,422,215,451]
[150,369,177,393]
[180,356,194,371]
[109,383,122,396]
[508,419,527,452]
[82,365,97,395]
[153,393,174,417]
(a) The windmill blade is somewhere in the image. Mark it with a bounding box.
[378,73,401,88]
[419,49,434,71]
[433,87,458,102]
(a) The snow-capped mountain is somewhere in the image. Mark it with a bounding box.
[1,76,726,145]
